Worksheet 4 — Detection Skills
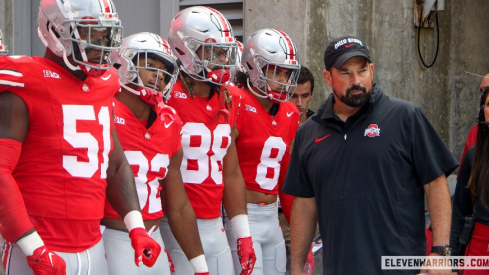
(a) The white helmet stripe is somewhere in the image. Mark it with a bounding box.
[101,0,113,14]
[274,28,297,62]
[203,7,231,39]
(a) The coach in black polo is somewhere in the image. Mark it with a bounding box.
[283,36,458,274]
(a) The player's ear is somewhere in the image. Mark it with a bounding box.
[323,69,333,88]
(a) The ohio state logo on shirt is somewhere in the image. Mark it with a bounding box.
[364,124,380,137]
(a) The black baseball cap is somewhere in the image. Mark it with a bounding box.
[324,36,371,70]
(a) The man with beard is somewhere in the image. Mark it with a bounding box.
[282,36,457,274]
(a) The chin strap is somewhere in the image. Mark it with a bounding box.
[246,78,268,99]
[80,64,108,78]
[62,50,81,72]
[214,84,230,124]
[266,89,287,103]
[206,68,231,84]
[62,50,108,78]
[137,86,162,106]
[120,82,163,106]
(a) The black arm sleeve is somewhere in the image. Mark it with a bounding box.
[450,146,475,256]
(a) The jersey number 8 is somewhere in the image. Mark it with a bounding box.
[255,136,286,190]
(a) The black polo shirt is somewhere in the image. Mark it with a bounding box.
[283,84,458,274]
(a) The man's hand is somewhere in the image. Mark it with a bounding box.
[129,227,161,267]
[26,246,66,275]
[237,237,256,275]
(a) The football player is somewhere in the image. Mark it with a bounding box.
[160,6,256,275]
[103,32,209,275]
[227,28,302,274]
[0,1,160,274]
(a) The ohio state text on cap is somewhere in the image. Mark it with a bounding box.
[323,36,371,70]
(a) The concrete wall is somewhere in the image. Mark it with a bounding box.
[244,0,489,161]
[1,0,488,160]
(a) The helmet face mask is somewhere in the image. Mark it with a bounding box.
[71,23,122,76]
[258,60,301,102]
[168,6,238,85]
[112,32,179,104]
[191,41,237,83]
[38,0,123,77]
[241,28,301,102]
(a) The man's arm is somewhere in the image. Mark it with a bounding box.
[0,91,32,241]
[424,174,452,248]
[105,127,140,215]
[421,174,452,275]
[290,196,317,275]
[161,148,205,260]
[0,91,66,274]
[0,91,28,141]
[278,151,293,223]
[222,127,247,219]
[222,126,256,274]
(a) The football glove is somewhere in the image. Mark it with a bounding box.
[237,237,256,275]
[26,246,66,275]
[129,227,161,267]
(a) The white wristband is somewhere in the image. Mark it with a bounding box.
[123,210,145,232]
[190,254,208,273]
[230,214,251,238]
[17,231,44,256]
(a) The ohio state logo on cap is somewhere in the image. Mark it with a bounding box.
[364,124,380,138]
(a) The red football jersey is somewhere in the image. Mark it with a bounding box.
[235,90,299,194]
[104,100,182,220]
[0,56,119,252]
[166,79,240,219]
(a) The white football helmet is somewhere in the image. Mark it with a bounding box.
[112,32,179,104]
[168,6,238,85]
[37,0,123,77]
[0,30,8,56]
[241,28,301,102]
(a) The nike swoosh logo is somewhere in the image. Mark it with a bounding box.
[315,134,331,143]
[101,74,111,81]
[344,44,354,48]
[287,111,294,117]
[48,252,54,267]
[164,121,174,128]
